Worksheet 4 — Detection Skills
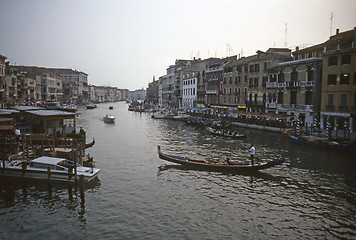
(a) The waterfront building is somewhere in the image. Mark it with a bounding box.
[182,70,198,107]
[205,56,236,112]
[146,76,159,105]
[41,73,63,102]
[181,59,215,108]
[48,69,89,104]
[266,57,322,127]
[245,49,293,113]
[118,89,130,101]
[158,59,190,109]
[0,54,6,108]
[130,88,146,101]
[63,81,79,103]
[320,28,356,134]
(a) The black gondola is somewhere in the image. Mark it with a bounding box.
[157,145,284,172]
[85,138,95,149]
[205,126,246,139]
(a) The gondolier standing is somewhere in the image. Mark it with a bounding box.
[249,144,255,165]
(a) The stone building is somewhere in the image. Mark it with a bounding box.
[266,57,322,127]
[319,28,356,134]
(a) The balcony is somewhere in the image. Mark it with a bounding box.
[325,105,335,111]
[338,105,349,112]
[277,82,286,88]
[286,81,300,88]
[245,100,265,107]
[206,90,218,95]
[205,67,223,73]
[266,102,277,108]
[266,82,277,88]
[300,81,314,87]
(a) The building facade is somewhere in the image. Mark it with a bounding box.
[267,57,322,126]
[319,28,356,134]
[0,54,6,108]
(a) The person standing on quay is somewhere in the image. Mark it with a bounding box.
[249,144,255,165]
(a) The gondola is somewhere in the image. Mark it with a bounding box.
[288,133,353,150]
[85,138,95,149]
[157,146,284,172]
[206,126,246,139]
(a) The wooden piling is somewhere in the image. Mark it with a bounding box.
[47,167,51,179]
[22,162,27,177]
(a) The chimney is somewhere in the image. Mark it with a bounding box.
[336,29,339,35]
[296,46,299,51]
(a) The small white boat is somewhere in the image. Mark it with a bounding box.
[0,156,101,183]
[152,112,168,119]
[103,114,115,123]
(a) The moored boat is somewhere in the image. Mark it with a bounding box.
[206,126,246,139]
[152,111,168,119]
[157,146,284,172]
[0,156,100,183]
[288,133,353,150]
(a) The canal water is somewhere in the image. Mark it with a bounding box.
[1,101,356,239]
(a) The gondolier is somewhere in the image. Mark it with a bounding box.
[249,144,255,165]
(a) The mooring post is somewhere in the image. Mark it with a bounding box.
[79,174,85,205]
[22,162,27,177]
[47,167,51,179]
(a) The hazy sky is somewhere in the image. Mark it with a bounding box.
[1,0,355,90]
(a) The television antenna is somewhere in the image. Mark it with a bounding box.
[330,12,333,36]
[285,23,288,47]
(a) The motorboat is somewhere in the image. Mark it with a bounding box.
[103,114,115,123]
[0,156,100,183]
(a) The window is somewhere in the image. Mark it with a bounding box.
[278,92,283,104]
[328,56,338,66]
[229,77,232,84]
[340,73,350,85]
[255,64,260,72]
[305,91,313,105]
[244,75,248,83]
[340,94,347,106]
[291,68,298,81]
[223,77,226,84]
[354,73,356,85]
[278,72,284,82]
[254,77,259,86]
[328,74,337,85]
[290,91,297,104]
[250,65,254,73]
[341,54,351,65]
[327,94,334,106]
[235,76,238,84]
[307,67,314,81]
[262,76,267,86]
